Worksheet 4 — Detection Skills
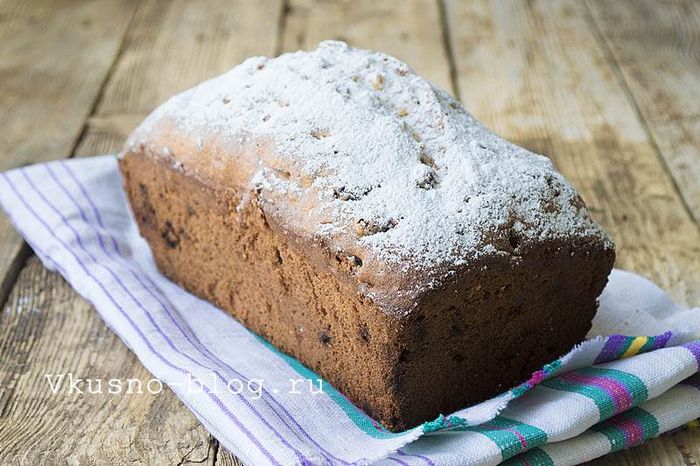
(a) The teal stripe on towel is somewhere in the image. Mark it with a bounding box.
[468,416,548,460]
[254,335,402,438]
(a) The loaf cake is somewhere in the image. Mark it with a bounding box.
[119,41,615,431]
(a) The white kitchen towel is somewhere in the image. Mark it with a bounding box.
[0,155,698,466]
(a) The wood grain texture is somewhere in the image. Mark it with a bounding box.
[444,0,700,308]
[215,445,245,466]
[587,0,700,224]
[0,0,135,169]
[585,0,700,122]
[74,0,285,154]
[96,0,285,119]
[0,0,137,307]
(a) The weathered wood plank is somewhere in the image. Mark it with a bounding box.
[586,0,700,122]
[647,118,700,224]
[74,0,286,157]
[215,442,245,466]
[0,0,284,464]
[586,0,700,224]
[0,0,137,306]
[444,0,700,307]
[95,0,285,119]
[0,0,136,169]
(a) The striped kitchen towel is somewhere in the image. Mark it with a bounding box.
[0,155,698,466]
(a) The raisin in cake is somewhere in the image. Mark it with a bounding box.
[119,41,615,431]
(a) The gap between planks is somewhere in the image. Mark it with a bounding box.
[64,6,141,166]
[437,0,461,100]
[583,0,700,231]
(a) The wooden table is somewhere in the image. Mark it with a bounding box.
[0,0,698,464]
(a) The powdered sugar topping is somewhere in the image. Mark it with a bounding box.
[128,41,611,272]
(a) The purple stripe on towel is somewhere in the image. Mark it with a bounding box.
[387,458,411,466]
[683,341,700,368]
[45,163,107,253]
[651,331,673,350]
[1,171,284,466]
[397,448,435,466]
[595,335,629,364]
[61,162,121,254]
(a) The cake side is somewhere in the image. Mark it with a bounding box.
[119,152,411,428]
[120,147,614,431]
[124,41,614,314]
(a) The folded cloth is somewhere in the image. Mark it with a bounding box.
[0,155,698,466]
